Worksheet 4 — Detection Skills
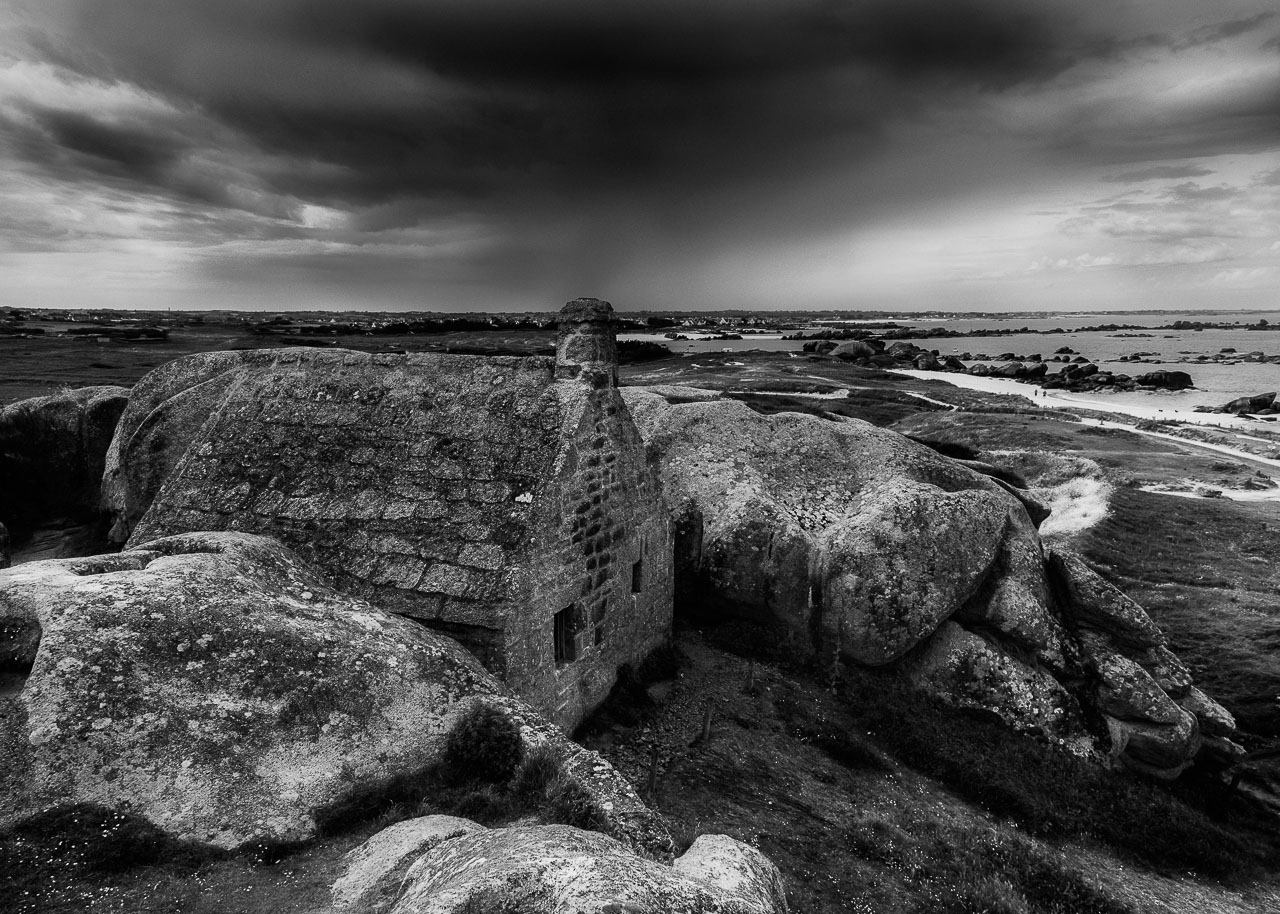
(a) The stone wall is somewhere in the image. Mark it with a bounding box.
[507,383,674,729]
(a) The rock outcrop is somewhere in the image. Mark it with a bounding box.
[0,386,129,544]
[0,532,663,851]
[1216,391,1278,415]
[621,388,1235,777]
[333,817,788,914]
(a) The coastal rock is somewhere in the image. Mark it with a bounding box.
[1134,370,1193,390]
[819,482,1010,665]
[905,621,1090,750]
[1091,649,1184,725]
[1106,707,1200,778]
[830,340,876,360]
[1180,686,1236,738]
[0,532,662,851]
[0,386,129,543]
[622,390,1040,668]
[1218,391,1276,414]
[332,816,484,913]
[388,824,788,914]
[1048,551,1164,650]
[952,509,1069,669]
[623,388,1229,777]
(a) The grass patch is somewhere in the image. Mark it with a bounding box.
[843,817,1134,914]
[824,665,1276,882]
[726,389,946,427]
[0,804,224,913]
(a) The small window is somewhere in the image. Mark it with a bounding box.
[554,606,578,666]
[631,558,643,594]
[593,600,607,647]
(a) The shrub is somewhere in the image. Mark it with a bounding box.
[545,775,608,832]
[511,745,561,798]
[443,703,524,784]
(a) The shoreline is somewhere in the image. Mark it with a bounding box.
[888,368,1280,500]
[887,368,1273,430]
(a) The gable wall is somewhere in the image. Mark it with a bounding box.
[505,384,674,730]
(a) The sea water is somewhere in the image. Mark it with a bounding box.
[621,310,1280,412]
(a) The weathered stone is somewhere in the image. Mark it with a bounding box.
[1091,649,1184,725]
[1180,686,1236,738]
[953,510,1069,670]
[623,388,1225,778]
[906,622,1092,752]
[0,532,662,851]
[100,351,245,543]
[1106,708,1200,778]
[623,389,1043,670]
[332,816,485,914]
[106,302,673,730]
[389,824,788,913]
[820,482,1010,665]
[673,835,790,913]
[1049,550,1165,650]
[0,386,129,543]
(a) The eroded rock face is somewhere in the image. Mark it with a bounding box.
[0,532,662,851]
[0,386,129,544]
[621,389,1234,778]
[342,819,789,914]
[100,352,244,544]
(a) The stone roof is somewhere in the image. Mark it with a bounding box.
[129,347,591,626]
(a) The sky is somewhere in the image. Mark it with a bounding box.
[2,1,1280,313]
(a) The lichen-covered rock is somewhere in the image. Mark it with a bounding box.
[1181,686,1236,738]
[1049,550,1164,650]
[819,482,1010,665]
[387,823,788,913]
[332,816,484,913]
[0,386,129,542]
[0,532,663,851]
[1106,708,1201,777]
[621,390,1038,668]
[953,509,1069,671]
[905,622,1092,753]
[1090,649,1185,725]
[622,388,1234,779]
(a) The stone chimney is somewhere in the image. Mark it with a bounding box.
[555,297,617,388]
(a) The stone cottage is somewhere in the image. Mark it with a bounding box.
[117,299,674,729]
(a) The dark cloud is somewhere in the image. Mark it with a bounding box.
[30,0,1076,220]
[1177,13,1276,49]
[1102,164,1214,182]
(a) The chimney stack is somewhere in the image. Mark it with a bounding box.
[555,297,617,388]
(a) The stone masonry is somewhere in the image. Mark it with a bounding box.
[122,299,673,730]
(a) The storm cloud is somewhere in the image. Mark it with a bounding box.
[3,0,1280,311]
